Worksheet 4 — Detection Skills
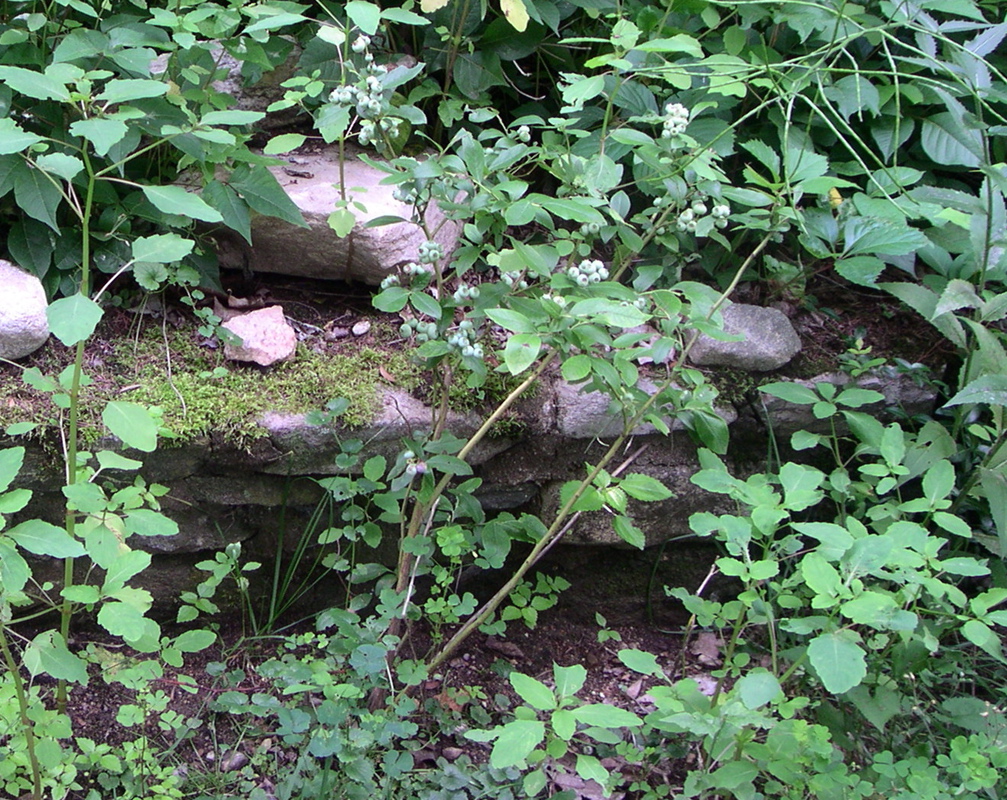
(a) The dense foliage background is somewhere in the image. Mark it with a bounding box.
[0,0,1006,797]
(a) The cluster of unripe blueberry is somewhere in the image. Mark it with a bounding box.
[326,35,400,150]
[566,258,609,286]
[662,103,690,139]
[677,199,731,232]
[446,319,483,359]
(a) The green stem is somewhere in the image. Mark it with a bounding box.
[0,626,43,800]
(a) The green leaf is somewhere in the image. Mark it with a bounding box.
[613,515,645,549]
[843,217,928,258]
[503,333,541,374]
[634,34,704,57]
[760,382,818,405]
[102,550,152,590]
[97,601,149,640]
[70,117,129,157]
[945,375,1007,407]
[0,118,43,153]
[8,218,54,277]
[200,110,265,126]
[36,153,83,182]
[575,754,609,786]
[540,197,605,224]
[841,592,916,631]
[962,619,1003,659]
[835,255,884,287]
[373,287,409,312]
[569,298,648,328]
[346,0,381,34]
[96,78,168,103]
[510,672,556,710]
[124,509,178,537]
[15,161,63,230]
[203,180,252,245]
[23,631,88,684]
[229,164,307,227]
[808,630,867,693]
[489,720,545,768]
[131,233,194,264]
[500,0,530,31]
[173,629,216,652]
[0,65,70,100]
[102,401,159,452]
[0,540,29,592]
[736,670,781,708]
[553,663,587,698]
[921,112,983,167]
[779,462,824,511]
[487,308,535,333]
[561,354,592,382]
[0,447,25,493]
[618,648,663,677]
[620,473,673,501]
[571,704,642,727]
[551,709,576,740]
[410,290,443,320]
[8,519,85,557]
[141,185,223,223]
[380,7,429,24]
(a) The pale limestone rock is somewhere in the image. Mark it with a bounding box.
[222,305,297,366]
[0,260,49,359]
[689,303,801,371]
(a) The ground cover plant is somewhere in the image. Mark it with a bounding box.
[0,0,1006,797]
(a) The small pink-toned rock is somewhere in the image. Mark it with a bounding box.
[222,305,296,366]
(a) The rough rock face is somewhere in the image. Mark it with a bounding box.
[222,305,297,366]
[689,303,801,371]
[214,147,462,285]
[0,261,49,359]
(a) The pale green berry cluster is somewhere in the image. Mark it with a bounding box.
[452,283,480,304]
[662,103,689,138]
[542,293,568,308]
[567,258,609,286]
[501,271,529,290]
[447,319,483,359]
[515,124,531,143]
[418,241,443,265]
[380,274,400,289]
[579,221,602,238]
[677,197,730,232]
[400,318,439,342]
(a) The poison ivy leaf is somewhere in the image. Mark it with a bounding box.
[47,294,103,346]
[36,153,83,181]
[571,704,642,727]
[503,333,540,374]
[8,519,85,557]
[102,401,158,452]
[131,233,194,264]
[808,630,867,693]
[141,185,223,223]
[23,631,88,684]
[229,164,307,227]
[203,180,252,244]
[15,162,63,230]
[0,65,70,100]
[510,672,556,710]
[0,118,43,153]
[489,720,545,768]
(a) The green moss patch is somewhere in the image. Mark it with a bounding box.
[0,313,419,447]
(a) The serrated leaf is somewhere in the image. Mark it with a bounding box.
[0,447,25,494]
[142,185,222,223]
[0,118,43,153]
[0,65,70,100]
[613,515,645,548]
[921,112,983,167]
[944,375,1007,407]
[23,631,88,684]
[808,630,866,693]
[102,401,158,452]
[0,540,29,593]
[8,519,85,557]
[229,164,307,227]
[97,601,148,640]
[47,294,103,346]
[69,117,129,157]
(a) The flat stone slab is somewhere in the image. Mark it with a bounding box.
[215,147,461,285]
[689,303,801,371]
